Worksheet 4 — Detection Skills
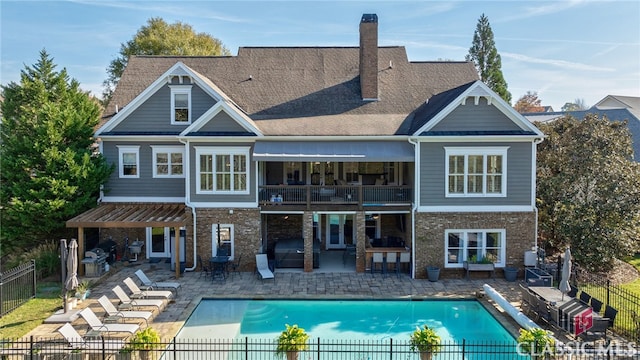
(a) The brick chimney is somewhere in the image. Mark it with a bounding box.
[359,14,378,101]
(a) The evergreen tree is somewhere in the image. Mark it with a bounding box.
[103,17,230,103]
[0,50,113,252]
[466,14,512,104]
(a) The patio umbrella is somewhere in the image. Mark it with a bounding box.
[64,239,79,313]
[558,247,572,300]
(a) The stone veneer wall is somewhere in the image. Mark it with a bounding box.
[413,212,536,279]
[195,208,261,272]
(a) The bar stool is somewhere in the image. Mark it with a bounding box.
[386,252,398,277]
[371,252,384,275]
[399,252,411,275]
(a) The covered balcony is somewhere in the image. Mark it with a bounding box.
[253,140,415,210]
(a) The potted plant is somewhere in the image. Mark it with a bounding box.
[517,327,555,359]
[75,280,91,301]
[128,327,161,360]
[275,324,309,360]
[409,325,441,360]
[115,346,133,360]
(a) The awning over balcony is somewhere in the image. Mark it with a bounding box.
[252,141,415,162]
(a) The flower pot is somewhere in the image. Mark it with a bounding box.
[285,351,299,360]
[504,267,518,282]
[419,352,433,360]
[426,266,440,282]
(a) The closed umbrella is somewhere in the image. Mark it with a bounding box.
[64,239,79,313]
[559,247,572,300]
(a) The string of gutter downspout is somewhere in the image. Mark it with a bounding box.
[179,137,198,273]
[407,136,419,280]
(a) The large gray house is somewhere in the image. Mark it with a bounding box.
[67,14,544,279]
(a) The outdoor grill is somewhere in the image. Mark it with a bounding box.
[82,248,106,277]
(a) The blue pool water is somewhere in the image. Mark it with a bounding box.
[176,299,516,342]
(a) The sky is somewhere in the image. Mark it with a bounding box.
[1,0,639,111]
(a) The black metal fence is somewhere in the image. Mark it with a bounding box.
[0,260,36,317]
[2,337,639,360]
[575,267,640,343]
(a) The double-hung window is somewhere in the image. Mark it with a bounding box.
[170,85,192,124]
[445,230,505,268]
[151,146,184,178]
[196,147,249,194]
[445,147,508,197]
[117,145,140,178]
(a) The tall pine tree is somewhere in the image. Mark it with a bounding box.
[466,14,512,104]
[0,50,113,252]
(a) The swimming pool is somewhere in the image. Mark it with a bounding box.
[176,299,515,342]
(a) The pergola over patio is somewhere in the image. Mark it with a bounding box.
[66,203,190,278]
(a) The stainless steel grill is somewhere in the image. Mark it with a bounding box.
[82,248,106,277]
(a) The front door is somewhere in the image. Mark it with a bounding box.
[325,214,353,249]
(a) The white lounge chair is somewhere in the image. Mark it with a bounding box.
[112,285,165,310]
[123,277,173,299]
[255,254,274,280]
[134,269,181,295]
[58,323,125,352]
[78,308,139,335]
[97,295,152,326]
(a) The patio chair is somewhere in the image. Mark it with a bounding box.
[198,255,212,279]
[519,284,535,315]
[603,305,618,328]
[255,254,274,280]
[134,269,181,295]
[567,285,578,298]
[579,291,592,306]
[590,297,603,314]
[78,308,139,335]
[58,323,126,352]
[112,285,165,310]
[123,277,173,300]
[535,297,553,324]
[230,255,242,276]
[399,251,411,274]
[579,317,609,342]
[97,295,152,326]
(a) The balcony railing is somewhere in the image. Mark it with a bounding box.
[259,185,412,207]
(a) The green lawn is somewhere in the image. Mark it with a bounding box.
[0,282,63,339]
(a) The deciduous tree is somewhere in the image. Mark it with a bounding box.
[103,17,230,103]
[466,14,512,104]
[536,114,640,271]
[0,50,113,252]
[514,91,544,113]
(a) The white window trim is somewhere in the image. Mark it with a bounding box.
[212,223,234,260]
[444,229,506,268]
[117,145,140,179]
[170,85,192,125]
[151,145,185,178]
[195,146,250,195]
[444,146,508,198]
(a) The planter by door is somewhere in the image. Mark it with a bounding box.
[504,267,518,282]
[426,266,440,282]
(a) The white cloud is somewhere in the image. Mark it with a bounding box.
[502,52,614,72]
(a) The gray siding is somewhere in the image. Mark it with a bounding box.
[102,141,186,198]
[189,142,257,203]
[419,142,532,206]
[198,111,250,133]
[112,81,217,133]
[431,97,523,132]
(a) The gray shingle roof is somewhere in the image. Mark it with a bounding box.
[106,46,478,136]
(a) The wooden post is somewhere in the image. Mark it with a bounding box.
[175,227,181,279]
[77,228,85,276]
